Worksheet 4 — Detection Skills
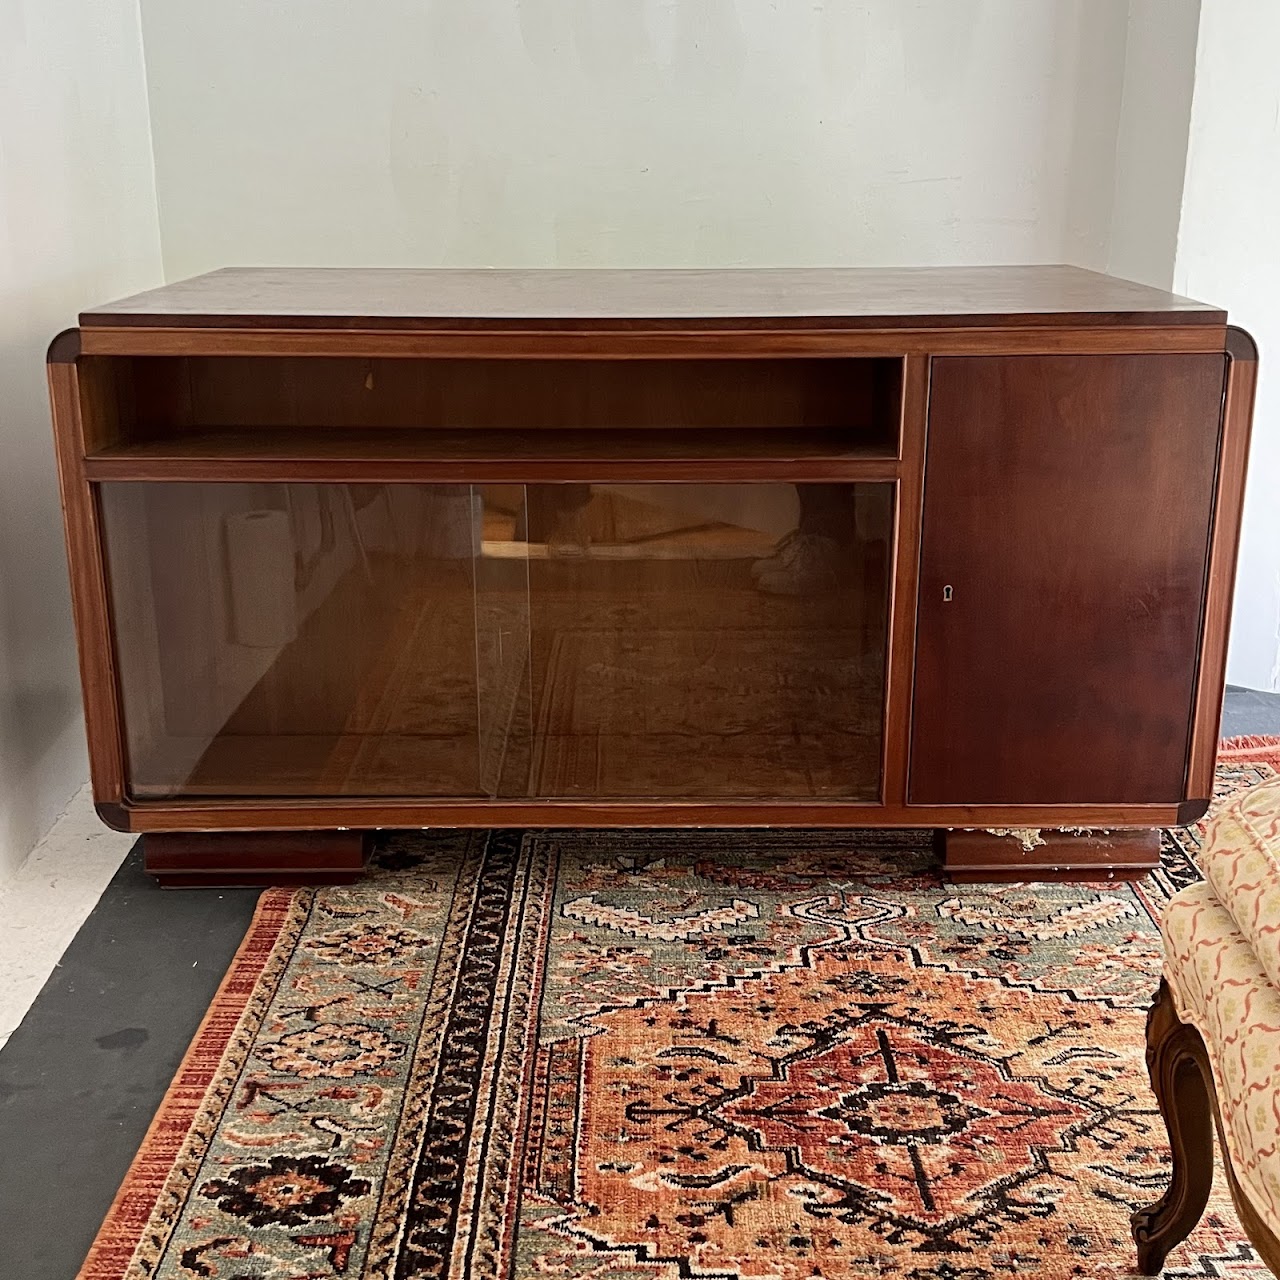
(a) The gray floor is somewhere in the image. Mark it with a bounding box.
[0,853,259,1278]
[1,685,1278,1280]
[1221,683,1280,737]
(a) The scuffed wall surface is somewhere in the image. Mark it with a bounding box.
[138,0,1127,278]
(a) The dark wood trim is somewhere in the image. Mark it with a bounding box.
[94,801,130,832]
[1186,327,1258,798]
[942,827,1160,882]
[1134,979,1280,1275]
[1226,325,1260,363]
[108,797,1183,833]
[46,339,129,810]
[948,867,1153,885]
[47,327,81,363]
[1176,798,1211,825]
[76,324,1228,361]
[143,830,369,888]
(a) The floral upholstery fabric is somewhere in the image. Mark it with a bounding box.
[1164,880,1280,1238]
[1200,778,1280,995]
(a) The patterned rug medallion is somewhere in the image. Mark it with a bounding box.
[80,739,1280,1280]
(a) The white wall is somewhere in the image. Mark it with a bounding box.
[1175,0,1280,692]
[140,0,1127,278]
[0,0,163,879]
[1106,0,1200,290]
[140,0,1280,689]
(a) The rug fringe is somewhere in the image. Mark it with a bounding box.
[1218,733,1280,754]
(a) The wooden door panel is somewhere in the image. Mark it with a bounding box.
[909,354,1225,805]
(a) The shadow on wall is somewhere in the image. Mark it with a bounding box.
[0,0,164,880]
[0,295,95,881]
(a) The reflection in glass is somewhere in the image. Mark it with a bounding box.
[100,482,889,802]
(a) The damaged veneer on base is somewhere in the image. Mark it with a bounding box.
[941,827,1163,883]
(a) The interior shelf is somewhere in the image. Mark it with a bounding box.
[83,427,901,482]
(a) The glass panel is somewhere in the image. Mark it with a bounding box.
[99,481,889,802]
[100,482,486,798]
[513,483,889,800]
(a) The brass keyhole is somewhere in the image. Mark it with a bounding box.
[942,585,953,602]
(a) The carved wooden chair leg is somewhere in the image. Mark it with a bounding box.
[1132,979,1216,1274]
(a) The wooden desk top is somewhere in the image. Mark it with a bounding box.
[81,265,1221,332]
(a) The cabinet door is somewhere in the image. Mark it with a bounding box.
[909,354,1224,805]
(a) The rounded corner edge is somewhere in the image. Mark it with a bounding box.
[47,328,82,365]
[1225,325,1258,365]
[1175,798,1211,826]
[94,800,132,832]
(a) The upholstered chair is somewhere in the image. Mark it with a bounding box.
[1134,779,1280,1274]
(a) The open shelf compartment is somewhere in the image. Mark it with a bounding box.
[78,354,904,481]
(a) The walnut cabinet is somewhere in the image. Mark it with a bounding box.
[46,267,1257,884]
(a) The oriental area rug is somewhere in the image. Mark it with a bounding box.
[79,739,1280,1280]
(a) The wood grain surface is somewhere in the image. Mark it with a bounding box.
[81,265,1222,331]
